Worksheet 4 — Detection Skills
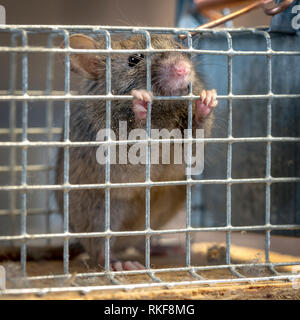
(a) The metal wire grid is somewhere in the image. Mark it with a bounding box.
[0,25,300,295]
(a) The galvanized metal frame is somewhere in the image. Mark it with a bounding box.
[0,25,300,295]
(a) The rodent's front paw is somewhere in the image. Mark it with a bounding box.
[131,89,153,121]
[194,89,218,124]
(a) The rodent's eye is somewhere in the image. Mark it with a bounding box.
[128,54,144,67]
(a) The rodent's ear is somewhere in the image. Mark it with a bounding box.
[60,34,102,80]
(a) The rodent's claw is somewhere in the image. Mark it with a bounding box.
[131,89,153,102]
[111,260,145,271]
[131,89,153,121]
[195,89,218,121]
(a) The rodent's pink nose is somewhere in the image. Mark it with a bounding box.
[173,62,189,77]
[174,65,186,76]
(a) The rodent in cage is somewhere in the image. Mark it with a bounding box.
[55,33,218,271]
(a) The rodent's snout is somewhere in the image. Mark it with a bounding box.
[153,55,194,95]
[173,61,191,77]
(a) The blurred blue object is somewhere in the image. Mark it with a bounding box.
[176,0,208,28]
[176,0,300,33]
[270,0,300,33]
[176,0,300,236]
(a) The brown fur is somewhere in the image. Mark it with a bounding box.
[56,34,215,266]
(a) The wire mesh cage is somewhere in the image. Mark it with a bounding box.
[0,25,300,296]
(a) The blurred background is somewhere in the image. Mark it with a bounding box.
[0,0,271,27]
